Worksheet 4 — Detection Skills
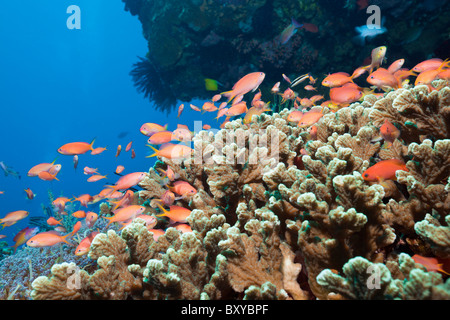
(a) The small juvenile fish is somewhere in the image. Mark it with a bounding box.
[380,119,400,146]
[24,188,35,200]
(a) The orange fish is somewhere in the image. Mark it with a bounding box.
[58,138,95,155]
[412,254,450,276]
[437,68,450,80]
[298,108,324,128]
[119,214,157,231]
[414,65,446,86]
[380,119,400,146]
[309,125,318,140]
[116,145,122,157]
[75,231,100,256]
[87,174,107,182]
[140,123,168,137]
[280,88,296,103]
[72,210,86,219]
[225,101,248,117]
[330,83,363,105]
[147,131,174,145]
[47,217,62,226]
[74,194,93,207]
[147,144,193,160]
[27,231,71,247]
[243,104,271,124]
[38,171,59,181]
[387,59,405,74]
[190,104,202,112]
[287,110,304,123]
[157,166,177,181]
[104,205,146,227]
[362,159,408,182]
[310,95,324,103]
[91,147,107,155]
[109,190,134,211]
[322,72,355,88]
[202,101,218,113]
[172,125,193,142]
[215,107,229,120]
[48,164,62,176]
[304,85,316,91]
[83,166,98,175]
[0,210,29,228]
[175,224,193,233]
[125,141,133,152]
[149,229,165,241]
[367,68,400,89]
[27,158,57,177]
[271,81,280,93]
[115,165,125,174]
[202,124,211,130]
[156,204,192,223]
[154,190,176,206]
[85,211,98,228]
[106,172,147,192]
[412,58,444,73]
[168,181,197,197]
[52,197,72,212]
[24,188,35,200]
[177,104,184,118]
[221,72,266,104]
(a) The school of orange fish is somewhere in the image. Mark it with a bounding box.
[1,46,449,275]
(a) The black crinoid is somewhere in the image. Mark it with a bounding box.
[130,56,178,114]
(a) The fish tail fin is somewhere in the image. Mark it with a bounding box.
[146,145,159,158]
[89,137,96,150]
[437,58,450,72]
[291,17,303,28]
[156,203,168,217]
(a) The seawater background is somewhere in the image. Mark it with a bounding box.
[0,0,215,247]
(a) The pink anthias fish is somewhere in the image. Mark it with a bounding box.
[105,172,148,193]
[221,72,266,104]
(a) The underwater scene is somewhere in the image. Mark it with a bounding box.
[0,0,449,301]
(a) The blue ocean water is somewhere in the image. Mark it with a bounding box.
[0,0,214,247]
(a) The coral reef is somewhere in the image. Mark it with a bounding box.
[29,83,450,300]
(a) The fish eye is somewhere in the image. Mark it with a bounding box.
[370,76,374,79]
[364,173,369,177]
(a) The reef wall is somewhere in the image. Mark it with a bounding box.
[122,0,450,111]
